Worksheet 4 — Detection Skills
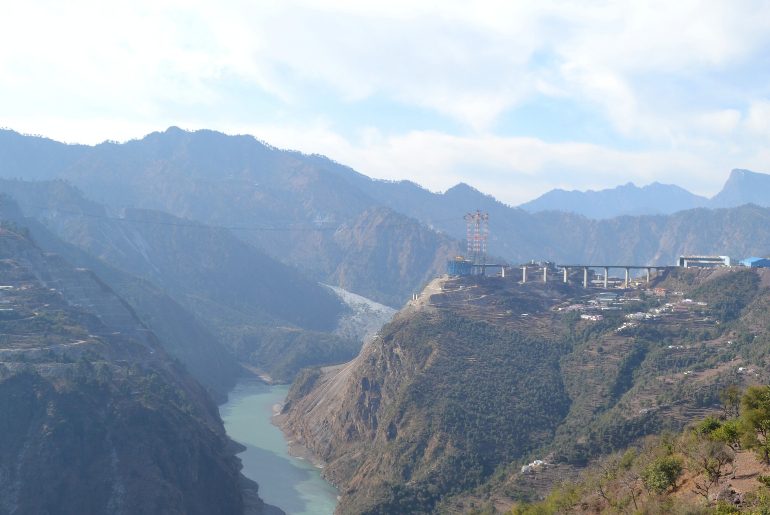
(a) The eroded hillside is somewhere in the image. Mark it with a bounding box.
[0,224,280,514]
[281,267,770,513]
[0,185,362,385]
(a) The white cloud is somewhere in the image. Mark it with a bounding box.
[745,101,770,138]
[229,122,732,204]
[1,1,770,200]
[694,109,742,135]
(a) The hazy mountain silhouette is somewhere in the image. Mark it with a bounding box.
[2,128,770,293]
[519,181,709,218]
[517,168,770,219]
[710,168,770,208]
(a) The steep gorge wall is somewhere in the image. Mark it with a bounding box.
[0,226,278,514]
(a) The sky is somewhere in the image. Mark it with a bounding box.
[2,0,770,205]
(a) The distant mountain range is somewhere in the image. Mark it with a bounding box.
[519,168,770,218]
[0,181,363,387]
[711,168,770,208]
[0,128,458,307]
[1,127,770,296]
[2,126,770,513]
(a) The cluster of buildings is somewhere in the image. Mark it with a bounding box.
[557,291,642,318]
[677,255,770,268]
[446,254,770,278]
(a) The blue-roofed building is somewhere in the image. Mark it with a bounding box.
[447,257,473,276]
[741,257,770,268]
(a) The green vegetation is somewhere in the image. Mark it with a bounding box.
[692,269,760,322]
[358,312,572,513]
[741,385,770,463]
[286,268,770,514]
[513,385,770,513]
[642,454,683,494]
[236,326,360,382]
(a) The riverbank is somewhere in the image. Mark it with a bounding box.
[220,379,338,515]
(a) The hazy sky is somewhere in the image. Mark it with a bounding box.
[3,1,770,204]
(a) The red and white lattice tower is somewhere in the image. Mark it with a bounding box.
[464,210,489,266]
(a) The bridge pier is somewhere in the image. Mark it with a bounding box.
[555,264,673,290]
[522,266,527,283]
[543,266,548,283]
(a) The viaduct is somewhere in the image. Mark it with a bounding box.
[520,264,674,288]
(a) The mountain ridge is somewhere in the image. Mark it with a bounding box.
[519,181,709,218]
[0,220,281,514]
[0,128,458,307]
[281,267,770,513]
[0,181,370,385]
[2,128,770,302]
[519,168,770,219]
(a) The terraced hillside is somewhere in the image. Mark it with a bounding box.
[0,224,280,514]
[0,185,363,385]
[281,267,770,514]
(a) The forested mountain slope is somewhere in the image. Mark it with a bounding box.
[281,267,770,513]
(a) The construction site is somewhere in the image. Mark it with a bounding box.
[425,234,770,471]
[424,211,770,425]
[447,210,770,290]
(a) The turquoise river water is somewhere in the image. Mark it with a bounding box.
[220,379,339,515]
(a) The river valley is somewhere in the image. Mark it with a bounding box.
[221,379,339,515]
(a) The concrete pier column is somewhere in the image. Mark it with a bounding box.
[646,268,651,283]
[624,267,630,289]
[603,267,609,289]
[563,267,569,283]
[543,266,548,283]
[522,266,527,283]
[501,267,505,278]
[583,267,589,288]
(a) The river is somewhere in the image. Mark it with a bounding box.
[220,379,339,515]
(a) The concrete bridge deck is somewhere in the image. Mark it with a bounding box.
[521,264,675,288]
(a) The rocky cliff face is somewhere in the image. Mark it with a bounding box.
[281,269,770,513]
[327,207,460,307]
[0,225,278,514]
[279,277,576,513]
[0,183,361,387]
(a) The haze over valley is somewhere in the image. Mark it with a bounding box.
[5,2,770,514]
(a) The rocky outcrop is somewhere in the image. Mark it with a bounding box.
[280,277,575,513]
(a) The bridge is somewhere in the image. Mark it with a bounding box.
[521,264,674,288]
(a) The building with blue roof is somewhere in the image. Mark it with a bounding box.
[741,257,770,268]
